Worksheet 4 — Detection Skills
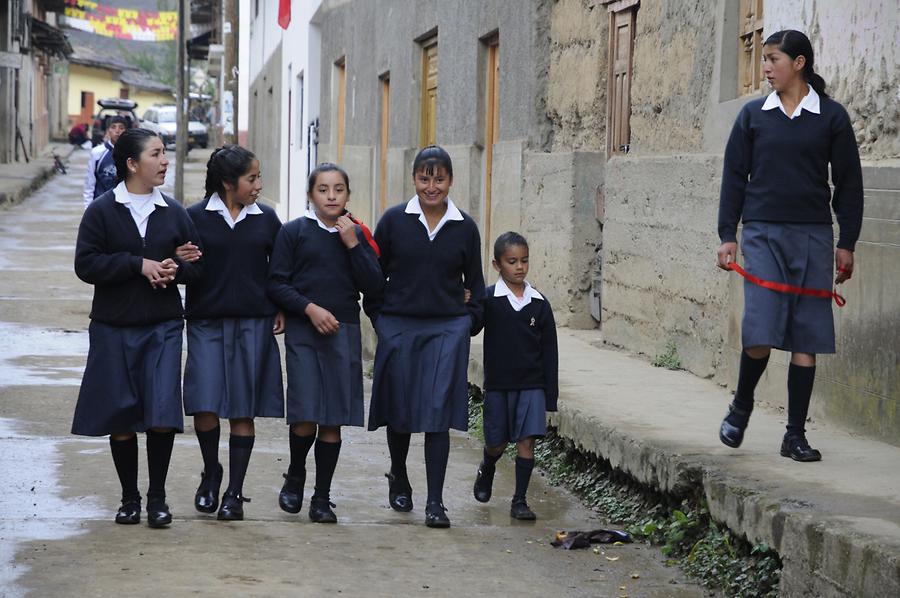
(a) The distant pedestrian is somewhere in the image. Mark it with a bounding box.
[83,115,128,209]
[365,145,486,528]
[68,122,89,146]
[72,128,202,527]
[716,30,863,461]
[268,163,383,523]
[175,146,285,521]
[471,232,557,520]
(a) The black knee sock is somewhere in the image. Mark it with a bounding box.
[146,429,175,504]
[513,457,535,502]
[110,436,139,502]
[482,447,502,470]
[386,427,411,480]
[787,363,816,437]
[226,434,255,496]
[733,350,770,412]
[288,432,315,478]
[312,439,342,501]
[196,425,220,474]
[424,432,450,505]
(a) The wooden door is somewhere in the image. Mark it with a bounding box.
[80,91,94,125]
[483,36,500,264]
[607,6,635,156]
[421,40,438,147]
[336,60,346,162]
[379,76,390,214]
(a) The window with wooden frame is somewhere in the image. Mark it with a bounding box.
[738,0,764,96]
[604,0,638,157]
[378,74,390,215]
[420,37,438,148]
[335,57,346,163]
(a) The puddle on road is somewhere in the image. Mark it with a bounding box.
[0,417,104,597]
[0,322,87,387]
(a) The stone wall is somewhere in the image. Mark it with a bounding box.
[247,43,283,210]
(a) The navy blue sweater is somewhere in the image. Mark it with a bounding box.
[267,216,383,324]
[718,96,864,250]
[475,285,559,411]
[74,189,202,326]
[363,203,485,328]
[184,200,282,319]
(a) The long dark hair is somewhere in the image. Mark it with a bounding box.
[764,30,829,98]
[307,162,351,194]
[113,128,159,183]
[205,145,257,199]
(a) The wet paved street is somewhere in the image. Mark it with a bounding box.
[0,152,708,597]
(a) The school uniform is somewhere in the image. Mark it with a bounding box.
[183,193,284,420]
[365,196,486,433]
[72,181,202,436]
[479,280,559,447]
[718,86,863,354]
[83,141,117,208]
[268,209,383,427]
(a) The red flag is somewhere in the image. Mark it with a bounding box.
[278,0,291,29]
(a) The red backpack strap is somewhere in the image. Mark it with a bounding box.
[348,213,381,258]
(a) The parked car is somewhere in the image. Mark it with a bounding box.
[91,98,140,146]
[140,105,208,150]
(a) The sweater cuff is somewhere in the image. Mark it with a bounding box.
[836,238,856,252]
[131,256,144,275]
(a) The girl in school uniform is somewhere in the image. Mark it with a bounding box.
[177,146,285,521]
[717,30,863,461]
[268,163,383,523]
[73,128,202,528]
[472,232,558,520]
[366,145,486,528]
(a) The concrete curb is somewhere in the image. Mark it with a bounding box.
[0,143,78,209]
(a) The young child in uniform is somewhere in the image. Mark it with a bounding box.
[177,145,285,521]
[83,115,128,208]
[268,163,383,523]
[717,30,863,461]
[472,232,558,520]
[72,128,202,528]
[365,145,486,528]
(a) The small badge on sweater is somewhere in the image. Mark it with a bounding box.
[530,317,536,327]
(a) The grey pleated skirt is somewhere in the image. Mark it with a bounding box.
[183,317,284,419]
[740,221,836,354]
[285,317,364,426]
[368,314,471,433]
[482,388,547,446]
[72,319,184,436]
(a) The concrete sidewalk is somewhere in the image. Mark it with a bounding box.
[0,142,79,208]
[464,328,900,597]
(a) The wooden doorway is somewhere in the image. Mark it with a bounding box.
[79,91,94,126]
[606,1,637,156]
[379,75,391,215]
[420,38,438,148]
[335,58,346,162]
[483,35,500,265]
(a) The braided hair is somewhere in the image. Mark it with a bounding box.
[205,144,258,199]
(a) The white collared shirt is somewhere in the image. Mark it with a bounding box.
[494,278,544,312]
[405,195,464,241]
[113,180,167,237]
[305,208,338,233]
[761,84,821,119]
[206,192,263,229]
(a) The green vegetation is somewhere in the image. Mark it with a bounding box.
[651,340,682,370]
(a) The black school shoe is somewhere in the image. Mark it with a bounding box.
[279,472,305,514]
[510,499,537,521]
[780,435,822,462]
[719,403,752,448]
[308,498,337,523]
[473,462,495,503]
[146,500,172,528]
[424,501,450,528]
[385,471,413,512]
[115,498,141,525]
[194,463,223,513]
[217,491,250,521]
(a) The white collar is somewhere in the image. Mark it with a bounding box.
[761,84,820,119]
[113,180,167,207]
[206,192,262,228]
[405,195,464,241]
[305,208,338,233]
[494,278,543,311]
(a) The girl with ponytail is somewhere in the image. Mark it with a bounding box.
[177,145,285,521]
[716,30,863,462]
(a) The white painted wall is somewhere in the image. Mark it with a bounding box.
[245,0,323,221]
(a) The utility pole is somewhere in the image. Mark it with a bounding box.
[175,0,188,204]
[222,0,238,145]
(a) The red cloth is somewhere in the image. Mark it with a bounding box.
[278,0,291,29]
